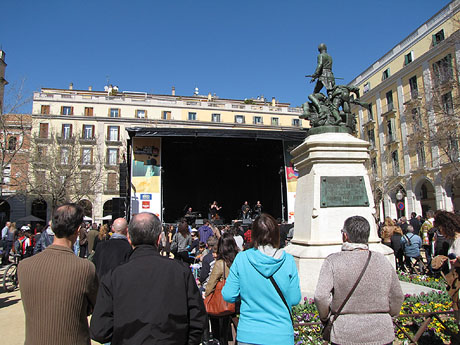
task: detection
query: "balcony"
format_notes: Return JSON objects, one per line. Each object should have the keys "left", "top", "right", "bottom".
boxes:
{"left": 105, "top": 140, "right": 123, "bottom": 146}
{"left": 79, "top": 137, "right": 96, "bottom": 145}
{"left": 381, "top": 103, "right": 396, "bottom": 116}
{"left": 385, "top": 135, "right": 399, "bottom": 146}
{"left": 57, "top": 136, "right": 75, "bottom": 144}
{"left": 403, "top": 90, "right": 422, "bottom": 105}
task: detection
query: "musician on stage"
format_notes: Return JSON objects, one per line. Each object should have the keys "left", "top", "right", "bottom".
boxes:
{"left": 253, "top": 200, "right": 262, "bottom": 218}
{"left": 185, "top": 207, "right": 193, "bottom": 216}
{"left": 241, "top": 201, "right": 250, "bottom": 220}
{"left": 209, "top": 201, "right": 222, "bottom": 220}
{"left": 185, "top": 207, "right": 196, "bottom": 225}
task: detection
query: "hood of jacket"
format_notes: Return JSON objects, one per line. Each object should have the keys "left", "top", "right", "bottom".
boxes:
{"left": 246, "top": 247, "right": 286, "bottom": 278}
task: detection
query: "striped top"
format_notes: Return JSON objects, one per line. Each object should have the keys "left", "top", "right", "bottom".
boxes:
{"left": 18, "top": 244, "right": 98, "bottom": 345}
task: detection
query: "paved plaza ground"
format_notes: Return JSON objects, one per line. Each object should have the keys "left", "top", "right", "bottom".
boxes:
{"left": 0, "top": 264, "right": 440, "bottom": 345}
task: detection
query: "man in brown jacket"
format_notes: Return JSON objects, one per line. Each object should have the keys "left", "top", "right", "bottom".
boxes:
{"left": 18, "top": 203, "right": 99, "bottom": 345}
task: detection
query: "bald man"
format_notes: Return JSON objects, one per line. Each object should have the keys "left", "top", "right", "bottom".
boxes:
{"left": 92, "top": 218, "right": 132, "bottom": 278}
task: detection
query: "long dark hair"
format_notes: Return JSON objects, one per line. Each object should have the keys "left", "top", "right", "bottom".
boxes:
{"left": 217, "top": 232, "right": 239, "bottom": 268}
{"left": 178, "top": 221, "right": 190, "bottom": 238}
{"left": 434, "top": 210, "right": 460, "bottom": 239}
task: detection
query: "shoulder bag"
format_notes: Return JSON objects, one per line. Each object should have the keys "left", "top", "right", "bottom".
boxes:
{"left": 204, "top": 262, "right": 235, "bottom": 316}
{"left": 322, "top": 250, "right": 372, "bottom": 342}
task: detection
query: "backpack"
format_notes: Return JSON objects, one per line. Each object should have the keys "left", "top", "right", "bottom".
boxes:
{"left": 14, "top": 237, "right": 27, "bottom": 256}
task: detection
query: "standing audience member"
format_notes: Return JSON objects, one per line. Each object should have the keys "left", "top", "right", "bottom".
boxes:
{"left": 391, "top": 225, "right": 405, "bottom": 271}
{"left": 401, "top": 225, "right": 423, "bottom": 274}
{"left": 205, "top": 232, "right": 239, "bottom": 345}
{"left": 222, "top": 213, "right": 301, "bottom": 345}
{"left": 2, "top": 222, "right": 15, "bottom": 265}
{"left": 409, "top": 212, "right": 421, "bottom": 235}
{"left": 18, "top": 204, "right": 98, "bottom": 345}
{"left": 381, "top": 217, "right": 398, "bottom": 247}
{"left": 398, "top": 216, "right": 409, "bottom": 234}
{"left": 86, "top": 223, "right": 99, "bottom": 254}
{"left": 78, "top": 224, "right": 88, "bottom": 258}
{"left": 33, "top": 221, "right": 55, "bottom": 254}
{"left": 93, "top": 224, "right": 110, "bottom": 251}
{"left": 200, "top": 236, "right": 218, "bottom": 291}
{"left": 230, "top": 225, "right": 243, "bottom": 251}
{"left": 90, "top": 213, "right": 206, "bottom": 344}
{"left": 315, "top": 216, "right": 404, "bottom": 345}
{"left": 420, "top": 210, "right": 435, "bottom": 273}
{"left": 172, "top": 220, "right": 193, "bottom": 264}
{"left": 92, "top": 218, "right": 132, "bottom": 278}
{"left": 198, "top": 220, "right": 213, "bottom": 244}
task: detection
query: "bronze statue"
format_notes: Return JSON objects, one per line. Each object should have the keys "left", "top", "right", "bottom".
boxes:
{"left": 301, "top": 44, "right": 370, "bottom": 135}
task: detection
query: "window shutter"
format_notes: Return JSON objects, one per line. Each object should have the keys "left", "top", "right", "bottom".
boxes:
{"left": 118, "top": 108, "right": 121, "bottom": 117}
{"left": 91, "top": 149, "right": 93, "bottom": 164}
{"left": 70, "top": 107, "right": 74, "bottom": 115}
{"left": 432, "top": 34, "right": 436, "bottom": 46}
{"left": 108, "top": 108, "right": 110, "bottom": 117}
{"left": 117, "top": 126, "right": 120, "bottom": 141}
{"left": 70, "top": 124, "right": 73, "bottom": 137}
{"left": 61, "top": 106, "right": 64, "bottom": 115}
{"left": 144, "top": 110, "right": 147, "bottom": 118}
{"left": 92, "top": 125, "right": 95, "bottom": 138}
{"left": 61, "top": 124, "right": 65, "bottom": 136}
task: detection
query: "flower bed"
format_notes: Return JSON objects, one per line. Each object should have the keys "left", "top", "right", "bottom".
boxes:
{"left": 292, "top": 291, "right": 457, "bottom": 344}
{"left": 397, "top": 271, "right": 447, "bottom": 291}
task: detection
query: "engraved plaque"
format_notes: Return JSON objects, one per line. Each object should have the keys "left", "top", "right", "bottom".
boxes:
{"left": 320, "top": 176, "right": 369, "bottom": 208}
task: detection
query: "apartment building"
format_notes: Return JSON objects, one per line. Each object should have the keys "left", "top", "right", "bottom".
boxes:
{"left": 31, "top": 86, "right": 306, "bottom": 222}
{"left": 350, "top": 0, "right": 460, "bottom": 219}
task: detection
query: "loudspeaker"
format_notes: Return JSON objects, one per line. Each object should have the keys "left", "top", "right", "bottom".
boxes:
{"left": 195, "top": 219, "right": 204, "bottom": 226}
{"left": 212, "top": 219, "right": 224, "bottom": 225}
{"left": 112, "top": 197, "right": 126, "bottom": 220}
{"left": 119, "top": 163, "right": 128, "bottom": 197}
{"left": 243, "top": 219, "right": 252, "bottom": 225}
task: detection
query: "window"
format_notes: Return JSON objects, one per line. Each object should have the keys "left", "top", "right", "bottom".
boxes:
{"left": 409, "top": 76, "right": 418, "bottom": 98}
{"left": 35, "top": 171, "right": 46, "bottom": 190}
{"left": 107, "top": 126, "right": 120, "bottom": 141}
{"left": 37, "top": 146, "right": 47, "bottom": 160}
{"left": 188, "top": 112, "right": 197, "bottom": 121}
{"left": 432, "top": 29, "right": 445, "bottom": 46}
{"left": 62, "top": 124, "right": 72, "bottom": 139}
{"left": 385, "top": 91, "right": 394, "bottom": 112}
{"left": 84, "top": 107, "right": 93, "bottom": 116}
{"left": 211, "top": 113, "right": 221, "bottom": 122}
{"left": 235, "top": 115, "right": 245, "bottom": 124}
{"left": 411, "top": 108, "right": 422, "bottom": 133}
{"left": 41, "top": 105, "right": 50, "bottom": 115}
{"left": 39, "top": 123, "right": 49, "bottom": 138}
{"left": 432, "top": 54, "right": 453, "bottom": 86}
{"left": 387, "top": 119, "right": 396, "bottom": 142}
{"left": 392, "top": 150, "right": 399, "bottom": 175}
{"left": 2, "top": 165, "right": 10, "bottom": 185}
{"left": 448, "top": 137, "right": 459, "bottom": 162}
{"left": 416, "top": 142, "right": 426, "bottom": 167}
{"left": 442, "top": 92, "right": 454, "bottom": 115}
{"left": 162, "top": 111, "right": 171, "bottom": 120}
{"left": 292, "top": 118, "right": 301, "bottom": 127}
{"left": 81, "top": 125, "right": 93, "bottom": 139}
{"left": 61, "top": 147, "right": 69, "bottom": 165}
{"left": 404, "top": 51, "right": 414, "bottom": 65}
{"left": 81, "top": 148, "right": 93, "bottom": 165}
{"left": 382, "top": 68, "right": 390, "bottom": 80}
{"left": 363, "top": 82, "right": 371, "bottom": 94}
{"left": 61, "top": 106, "right": 73, "bottom": 115}
{"left": 368, "top": 103, "right": 373, "bottom": 121}
{"left": 8, "top": 137, "right": 17, "bottom": 151}
{"left": 107, "top": 173, "right": 117, "bottom": 191}
{"left": 253, "top": 116, "right": 263, "bottom": 125}
{"left": 271, "top": 117, "right": 279, "bottom": 126}
{"left": 107, "top": 148, "right": 118, "bottom": 166}
{"left": 367, "top": 129, "right": 375, "bottom": 148}
{"left": 371, "top": 157, "right": 377, "bottom": 176}
{"left": 136, "top": 110, "right": 146, "bottom": 118}
{"left": 109, "top": 108, "right": 120, "bottom": 118}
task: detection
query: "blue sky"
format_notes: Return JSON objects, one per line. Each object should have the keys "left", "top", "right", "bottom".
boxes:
{"left": 0, "top": 0, "right": 452, "bottom": 111}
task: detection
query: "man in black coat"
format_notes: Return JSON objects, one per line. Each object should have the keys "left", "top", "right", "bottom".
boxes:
{"left": 90, "top": 213, "right": 206, "bottom": 344}
{"left": 92, "top": 217, "right": 132, "bottom": 278}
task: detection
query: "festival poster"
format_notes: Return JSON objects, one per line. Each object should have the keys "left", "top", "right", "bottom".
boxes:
{"left": 131, "top": 137, "right": 162, "bottom": 219}
{"left": 284, "top": 141, "right": 299, "bottom": 224}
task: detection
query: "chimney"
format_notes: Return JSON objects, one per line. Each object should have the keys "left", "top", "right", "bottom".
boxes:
{"left": 69, "top": 83, "right": 73, "bottom": 90}
{"left": 88, "top": 86, "right": 92, "bottom": 91}
{"left": 172, "top": 86, "right": 176, "bottom": 96}
{"left": 0, "top": 50, "right": 5, "bottom": 63}
{"left": 271, "top": 97, "right": 276, "bottom": 106}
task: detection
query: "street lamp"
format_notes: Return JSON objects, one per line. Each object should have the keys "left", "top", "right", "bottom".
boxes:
{"left": 396, "top": 190, "right": 403, "bottom": 201}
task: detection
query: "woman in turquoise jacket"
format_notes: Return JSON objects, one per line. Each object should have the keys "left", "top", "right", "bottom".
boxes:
{"left": 222, "top": 213, "right": 301, "bottom": 345}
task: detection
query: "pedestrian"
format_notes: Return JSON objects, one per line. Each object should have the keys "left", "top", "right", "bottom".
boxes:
{"left": 90, "top": 212, "right": 206, "bottom": 344}
{"left": 222, "top": 213, "right": 301, "bottom": 345}
{"left": 18, "top": 203, "right": 98, "bottom": 345}
{"left": 420, "top": 210, "right": 435, "bottom": 273}
{"left": 391, "top": 225, "right": 405, "bottom": 271}
{"left": 315, "top": 216, "right": 404, "bottom": 345}
{"left": 205, "top": 232, "right": 239, "bottom": 345}
{"left": 33, "top": 221, "right": 54, "bottom": 254}
{"left": 2, "top": 222, "right": 15, "bottom": 265}
{"left": 171, "top": 220, "right": 193, "bottom": 264}
{"left": 92, "top": 218, "right": 132, "bottom": 278}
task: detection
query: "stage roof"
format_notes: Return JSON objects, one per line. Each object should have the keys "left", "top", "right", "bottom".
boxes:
{"left": 126, "top": 127, "right": 308, "bottom": 141}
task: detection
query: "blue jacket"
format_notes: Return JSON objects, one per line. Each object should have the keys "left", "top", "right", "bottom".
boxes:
{"left": 222, "top": 248, "right": 301, "bottom": 345}
{"left": 401, "top": 233, "right": 422, "bottom": 257}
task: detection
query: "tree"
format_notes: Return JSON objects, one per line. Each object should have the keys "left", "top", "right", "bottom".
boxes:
{"left": 24, "top": 130, "right": 104, "bottom": 211}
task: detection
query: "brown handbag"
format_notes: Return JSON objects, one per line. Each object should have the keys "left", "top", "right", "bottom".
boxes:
{"left": 204, "top": 263, "right": 236, "bottom": 316}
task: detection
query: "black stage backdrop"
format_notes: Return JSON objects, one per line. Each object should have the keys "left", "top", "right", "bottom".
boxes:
{"left": 161, "top": 136, "right": 286, "bottom": 223}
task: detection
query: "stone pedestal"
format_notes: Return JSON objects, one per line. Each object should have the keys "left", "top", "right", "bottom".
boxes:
{"left": 284, "top": 132, "right": 394, "bottom": 297}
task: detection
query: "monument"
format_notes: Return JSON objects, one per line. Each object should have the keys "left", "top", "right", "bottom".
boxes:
{"left": 284, "top": 43, "right": 394, "bottom": 297}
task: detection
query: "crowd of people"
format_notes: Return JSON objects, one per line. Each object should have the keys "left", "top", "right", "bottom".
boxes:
{"left": 4, "top": 205, "right": 460, "bottom": 344}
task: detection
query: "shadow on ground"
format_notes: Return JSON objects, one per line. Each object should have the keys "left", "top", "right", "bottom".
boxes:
{"left": 0, "top": 295, "right": 20, "bottom": 308}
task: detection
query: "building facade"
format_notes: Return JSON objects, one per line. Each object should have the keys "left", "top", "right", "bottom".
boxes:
{"left": 350, "top": 0, "right": 460, "bottom": 219}
{"left": 31, "top": 86, "right": 305, "bottom": 222}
